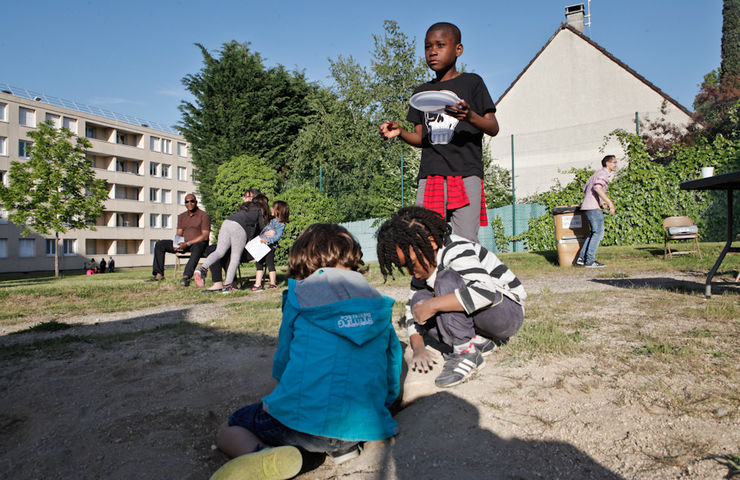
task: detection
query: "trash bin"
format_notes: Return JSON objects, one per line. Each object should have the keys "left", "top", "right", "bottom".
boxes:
{"left": 551, "top": 206, "right": 590, "bottom": 266}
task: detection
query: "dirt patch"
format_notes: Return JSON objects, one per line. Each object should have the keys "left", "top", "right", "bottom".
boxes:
{"left": 0, "top": 271, "right": 737, "bottom": 479}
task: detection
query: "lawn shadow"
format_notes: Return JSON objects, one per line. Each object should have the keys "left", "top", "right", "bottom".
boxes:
{"left": 528, "top": 249, "right": 559, "bottom": 265}
{"left": 591, "top": 276, "right": 739, "bottom": 295}
{"left": 634, "top": 246, "right": 667, "bottom": 258}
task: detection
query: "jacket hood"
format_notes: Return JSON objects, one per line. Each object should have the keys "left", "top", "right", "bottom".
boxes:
{"left": 285, "top": 271, "right": 395, "bottom": 347}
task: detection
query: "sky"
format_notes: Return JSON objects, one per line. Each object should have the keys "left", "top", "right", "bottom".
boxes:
{"left": 2, "top": 0, "right": 723, "bottom": 130}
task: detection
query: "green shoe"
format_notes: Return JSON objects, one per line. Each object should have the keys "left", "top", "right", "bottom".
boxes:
{"left": 210, "top": 446, "right": 302, "bottom": 480}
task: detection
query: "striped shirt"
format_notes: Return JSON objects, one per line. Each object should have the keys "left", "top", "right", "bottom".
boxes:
{"left": 404, "top": 235, "right": 526, "bottom": 337}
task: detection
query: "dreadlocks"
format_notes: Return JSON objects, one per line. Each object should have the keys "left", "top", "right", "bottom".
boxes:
{"left": 376, "top": 206, "right": 451, "bottom": 280}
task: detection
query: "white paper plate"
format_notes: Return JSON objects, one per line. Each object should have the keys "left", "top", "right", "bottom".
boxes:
{"left": 409, "top": 90, "right": 461, "bottom": 112}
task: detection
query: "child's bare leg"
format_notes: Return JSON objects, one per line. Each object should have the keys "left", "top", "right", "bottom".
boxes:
{"left": 216, "top": 422, "right": 264, "bottom": 458}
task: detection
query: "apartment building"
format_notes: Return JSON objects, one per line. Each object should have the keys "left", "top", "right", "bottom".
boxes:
{"left": 0, "top": 86, "right": 202, "bottom": 273}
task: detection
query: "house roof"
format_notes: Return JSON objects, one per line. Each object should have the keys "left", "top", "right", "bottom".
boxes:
{"left": 496, "top": 23, "right": 694, "bottom": 118}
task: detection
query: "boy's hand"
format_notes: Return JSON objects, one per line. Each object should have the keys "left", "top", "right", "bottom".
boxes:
{"left": 445, "top": 99, "right": 472, "bottom": 121}
{"left": 411, "top": 348, "right": 437, "bottom": 373}
{"left": 379, "top": 121, "right": 401, "bottom": 139}
{"left": 411, "top": 299, "right": 437, "bottom": 325}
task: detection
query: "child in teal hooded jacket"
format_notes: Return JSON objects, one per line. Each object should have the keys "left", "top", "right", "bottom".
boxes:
{"left": 212, "top": 223, "right": 401, "bottom": 480}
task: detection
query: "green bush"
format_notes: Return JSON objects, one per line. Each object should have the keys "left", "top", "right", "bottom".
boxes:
{"left": 522, "top": 130, "right": 740, "bottom": 251}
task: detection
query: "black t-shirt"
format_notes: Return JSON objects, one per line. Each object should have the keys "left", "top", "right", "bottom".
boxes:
{"left": 407, "top": 73, "right": 496, "bottom": 180}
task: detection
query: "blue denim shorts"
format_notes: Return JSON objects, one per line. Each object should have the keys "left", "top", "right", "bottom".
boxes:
{"left": 228, "top": 402, "right": 358, "bottom": 454}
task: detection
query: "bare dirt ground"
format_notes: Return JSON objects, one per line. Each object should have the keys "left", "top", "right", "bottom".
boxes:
{"left": 0, "top": 270, "right": 737, "bottom": 479}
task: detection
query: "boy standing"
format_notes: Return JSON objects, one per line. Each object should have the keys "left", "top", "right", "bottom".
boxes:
{"left": 379, "top": 22, "right": 499, "bottom": 243}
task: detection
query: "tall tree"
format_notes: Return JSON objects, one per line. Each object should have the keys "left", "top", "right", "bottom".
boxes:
{"left": 721, "top": 0, "right": 740, "bottom": 80}
{"left": 287, "top": 20, "right": 427, "bottom": 221}
{"left": 178, "top": 41, "right": 314, "bottom": 214}
{"left": 0, "top": 121, "right": 108, "bottom": 277}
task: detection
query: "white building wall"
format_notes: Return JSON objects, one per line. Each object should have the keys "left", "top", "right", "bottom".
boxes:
{"left": 486, "top": 27, "right": 693, "bottom": 198}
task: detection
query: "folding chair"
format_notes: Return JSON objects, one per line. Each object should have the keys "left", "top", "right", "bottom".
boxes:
{"left": 663, "top": 216, "right": 702, "bottom": 259}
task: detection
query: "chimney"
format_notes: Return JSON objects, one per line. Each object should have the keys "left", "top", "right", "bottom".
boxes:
{"left": 565, "top": 4, "right": 585, "bottom": 33}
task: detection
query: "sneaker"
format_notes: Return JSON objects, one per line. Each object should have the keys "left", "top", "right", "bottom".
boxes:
{"left": 435, "top": 349, "right": 485, "bottom": 388}
{"left": 473, "top": 337, "right": 496, "bottom": 356}
{"left": 180, "top": 277, "right": 191, "bottom": 287}
{"left": 209, "top": 445, "right": 302, "bottom": 480}
{"left": 193, "top": 266, "right": 207, "bottom": 287}
{"left": 585, "top": 261, "right": 606, "bottom": 268}
{"left": 222, "top": 284, "right": 239, "bottom": 294}
{"left": 327, "top": 444, "right": 362, "bottom": 465}
{"left": 575, "top": 258, "right": 585, "bottom": 266}
{"left": 251, "top": 285, "right": 264, "bottom": 292}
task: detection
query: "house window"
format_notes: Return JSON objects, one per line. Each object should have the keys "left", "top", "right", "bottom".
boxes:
{"left": 18, "top": 140, "right": 32, "bottom": 158}
{"left": 46, "top": 239, "right": 56, "bottom": 256}
{"left": 0, "top": 238, "right": 6, "bottom": 258}
{"left": 19, "top": 107, "right": 35, "bottom": 127}
{"left": 150, "top": 214, "right": 159, "bottom": 228}
{"left": 161, "top": 164, "right": 170, "bottom": 178}
{"left": 62, "top": 117, "right": 77, "bottom": 133}
{"left": 149, "top": 188, "right": 159, "bottom": 202}
{"left": 85, "top": 124, "right": 96, "bottom": 139}
{"left": 177, "top": 142, "right": 188, "bottom": 157}
{"left": 45, "top": 113, "right": 61, "bottom": 128}
{"left": 0, "top": 136, "right": 7, "bottom": 156}
{"left": 0, "top": 102, "right": 7, "bottom": 122}
{"left": 162, "top": 139, "right": 172, "bottom": 154}
{"left": 63, "top": 239, "right": 75, "bottom": 255}
{"left": 150, "top": 136, "right": 161, "bottom": 152}
{"left": 149, "top": 162, "right": 159, "bottom": 177}
{"left": 177, "top": 166, "right": 187, "bottom": 181}
{"left": 177, "top": 191, "right": 186, "bottom": 205}
{"left": 162, "top": 189, "right": 172, "bottom": 204}
{"left": 161, "top": 214, "right": 171, "bottom": 228}
{"left": 19, "top": 238, "right": 35, "bottom": 257}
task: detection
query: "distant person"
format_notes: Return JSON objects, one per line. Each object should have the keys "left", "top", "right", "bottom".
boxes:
{"left": 210, "top": 224, "right": 401, "bottom": 479}
{"left": 376, "top": 207, "right": 526, "bottom": 388}
{"left": 107, "top": 256, "right": 115, "bottom": 273}
{"left": 146, "top": 193, "right": 211, "bottom": 286}
{"left": 194, "top": 191, "right": 268, "bottom": 293}
{"left": 99, "top": 257, "right": 106, "bottom": 274}
{"left": 379, "top": 21, "right": 499, "bottom": 243}
{"left": 576, "top": 155, "right": 617, "bottom": 268}
{"left": 251, "top": 200, "right": 290, "bottom": 291}
{"left": 89, "top": 258, "right": 98, "bottom": 274}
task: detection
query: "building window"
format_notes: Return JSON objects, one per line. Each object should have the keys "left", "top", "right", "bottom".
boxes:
{"left": 177, "top": 191, "right": 186, "bottom": 205}
{"left": 117, "top": 133, "right": 128, "bottom": 144}
{"left": 85, "top": 124, "right": 96, "bottom": 139}
{"left": 62, "top": 116, "right": 77, "bottom": 133}
{"left": 161, "top": 164, "right": 171, "bottom": 178}
{"left": 177, "top": 142, "right": 188, "bottom": 157}
{"left": 150, "top": 136, "right": 161, "bottom": 152}
{"left": 18, "top": 140, "right": 32, "bottom": 158}
{"left": 0, "top": 136, "right": 7, "bottom": 156}
{"left": 149, "top": 162, "right": 159, "bottom": 177}
{"left": 19, "top": 238, "right": 35, "bottom": 258}
{"left": 150, "top": 214, "right": 159, "bottom": 228}
{"left": 46, "top": 239, "right": 56, "bottom": 256}
{"left": 0, "top": 238, "right": 6, "bottom": 258}
{"left": 177, "top": 166, "right": 187, "bottom": 181}
{"left": 19, "top": 107, "right": 35, "bottom": 127}
{"left": 45, "top": 113, "right": 61, "bottom": 129}
{"left": 150, "top": 240, "right": 158, "bottom": 254}
{"left": 161, "top": 214, "right": 171, "bottom": 229}
{"left": 162, "top": 189, "right": 172, "bottom": 204}
{"left": 162, "top": 139, "right": 172, "bottom": 154}
{"left": 0, "top": 102, "right": 7, "bottom": 122}
{"left": 63, "top": 239, "right": 75, "bottom": 255}
{"left": 149, "top": 188, "right": 159, "bottom": 202}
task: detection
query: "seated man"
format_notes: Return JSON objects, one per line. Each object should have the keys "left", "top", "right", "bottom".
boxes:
{"left": 146, "top": 193, "right": 211, "bottom": 286}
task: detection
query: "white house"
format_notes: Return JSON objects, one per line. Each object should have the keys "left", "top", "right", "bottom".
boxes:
{"left": 487, "top": 4, "right": 694, "bottom": 198}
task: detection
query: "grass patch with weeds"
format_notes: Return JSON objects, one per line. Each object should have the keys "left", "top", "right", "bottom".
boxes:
{"left": 632, "top": 339, "right": 685, "bottom": 356}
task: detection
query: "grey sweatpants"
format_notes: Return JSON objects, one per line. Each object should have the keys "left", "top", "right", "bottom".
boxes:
{"left": 416, "top": 175, "right": 482, "bottom": 243}
{"left": 201, "top": 219, "right": 246, "bottom": 286}
{"left": 410, "top": 269, "right": 523, "bottom": 350}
